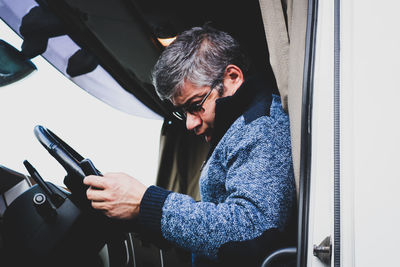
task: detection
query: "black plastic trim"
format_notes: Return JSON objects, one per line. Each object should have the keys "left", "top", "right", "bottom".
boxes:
{"left": 0, "top": 166, "right": 27, "bottom": 194}
{"left": 261, "top": 247, "right": 297, "bottom": 267}
{"left": 297, "top": 0, "right": 319, "bottom": 266}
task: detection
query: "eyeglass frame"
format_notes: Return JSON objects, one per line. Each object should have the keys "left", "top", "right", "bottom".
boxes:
{"left": 172, "top": 80, "right": 221, "bottom": 121}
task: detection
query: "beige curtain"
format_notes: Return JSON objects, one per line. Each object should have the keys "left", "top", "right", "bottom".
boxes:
{"left": 258, "top": 0, "right": 309, "bottom": 194}
{"left": 156, "top": 119, "right": 209, "bottom": 200}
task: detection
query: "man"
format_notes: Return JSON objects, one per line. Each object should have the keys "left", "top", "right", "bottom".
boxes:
{"left": 84, "top": 26, "right": 296, "bottom": 266}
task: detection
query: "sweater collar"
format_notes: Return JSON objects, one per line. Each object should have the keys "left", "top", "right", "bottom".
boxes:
{"left": 210, "top": 74, "right": 273, "bottom": 151}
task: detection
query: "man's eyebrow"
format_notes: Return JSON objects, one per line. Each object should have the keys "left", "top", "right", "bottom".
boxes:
{"left": 174, "top": 94, "right": 202, "bottom": 109}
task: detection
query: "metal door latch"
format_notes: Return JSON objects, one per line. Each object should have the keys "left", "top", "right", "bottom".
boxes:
{"left": 313, "top": 236, "right": 332, "bottom": 265}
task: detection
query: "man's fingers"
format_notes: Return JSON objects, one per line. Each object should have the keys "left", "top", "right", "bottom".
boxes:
{"left": 86, "top": 187, "right": 108, "bottom": 202}
{"left": 91, "top": 200, "right": 108, "bottom": 211}
{"left": 83, "top": 175, "right": 107, "bottom": 189}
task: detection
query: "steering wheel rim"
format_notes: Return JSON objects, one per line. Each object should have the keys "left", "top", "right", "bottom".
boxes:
{"left": 34, "top": 125, "right": 86, "bottom": 178}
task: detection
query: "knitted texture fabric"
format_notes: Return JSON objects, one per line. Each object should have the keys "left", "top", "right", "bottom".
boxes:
{"left": 160, "top": 95, "right": 295, "bottom": 260}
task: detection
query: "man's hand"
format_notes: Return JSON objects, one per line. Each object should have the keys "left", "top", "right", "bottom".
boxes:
{"left": 83, "top": 172, "right": 147, "bottom": 220}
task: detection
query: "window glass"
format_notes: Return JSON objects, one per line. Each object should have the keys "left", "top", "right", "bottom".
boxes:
{"left": 0, "top": 21, "right": 162, "bottom": 187}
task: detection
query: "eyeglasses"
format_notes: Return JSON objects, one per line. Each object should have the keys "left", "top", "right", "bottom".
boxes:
{"left": 172, "top": 83, "right": 217, "bottom": 121}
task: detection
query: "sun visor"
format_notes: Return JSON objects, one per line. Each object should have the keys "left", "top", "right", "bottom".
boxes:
{"left": 0, "top": 0, "right": 163, "bottom": 120}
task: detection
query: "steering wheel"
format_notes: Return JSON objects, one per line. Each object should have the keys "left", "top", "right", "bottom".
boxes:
{"left": 34, "top": 125, "right": 102, "bottom": 208}
{"left": 2, "top": 126, "right": 110, "bottom": 266}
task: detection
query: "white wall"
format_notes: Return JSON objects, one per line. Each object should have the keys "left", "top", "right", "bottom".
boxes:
{"left": 307, "top": 0, "right": 335, "bottom": 265}
{"left": 342, "top": 0, "right": 400, "bottom": 266}
{"left": 309, "top": 1, "right": 400, "bottom": 266}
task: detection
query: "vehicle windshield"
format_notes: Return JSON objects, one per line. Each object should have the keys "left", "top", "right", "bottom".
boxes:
{"left": 0, "top": 21, "right": 162, "bottom": 187}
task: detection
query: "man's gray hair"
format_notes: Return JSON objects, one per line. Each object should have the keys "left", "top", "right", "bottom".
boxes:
{"left": 152, "top": 26, "right": 249, "bottom": 101}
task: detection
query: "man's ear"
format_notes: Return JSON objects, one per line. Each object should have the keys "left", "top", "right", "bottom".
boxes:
{"left": 222, "top": 64, "right": 244, "bottom": 96}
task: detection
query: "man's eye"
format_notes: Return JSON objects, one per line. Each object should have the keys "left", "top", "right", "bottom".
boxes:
{"left": 187, "top": 102, "right": 202, "bottom": 113}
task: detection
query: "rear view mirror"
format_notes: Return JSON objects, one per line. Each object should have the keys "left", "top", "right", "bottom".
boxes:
{"left": 0, "top": 39, "right": 36, "bottom": 87}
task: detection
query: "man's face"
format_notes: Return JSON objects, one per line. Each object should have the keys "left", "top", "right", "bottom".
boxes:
{"left": 171, "top": 65, "right": 244, "bottom": 142}
{"left": 172, "top": 80, "right": 220, "bottom": 142}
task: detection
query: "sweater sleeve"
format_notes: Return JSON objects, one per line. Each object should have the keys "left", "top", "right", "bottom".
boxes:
{"left": 151, "top": 103, "right": 295, "bottom": 260}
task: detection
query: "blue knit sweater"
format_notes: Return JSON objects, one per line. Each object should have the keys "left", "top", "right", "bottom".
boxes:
{"left": 139, "top": 76, "right": 296, "bottom": 266}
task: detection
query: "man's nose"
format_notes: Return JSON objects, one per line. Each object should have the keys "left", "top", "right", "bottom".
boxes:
{"left": 186, "top": 113, "right": 201, "bottom": 131}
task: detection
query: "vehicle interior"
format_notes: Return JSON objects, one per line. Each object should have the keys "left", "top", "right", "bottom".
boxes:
{"left": 0, "top": 0, "right": 315, "bottom": 266}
